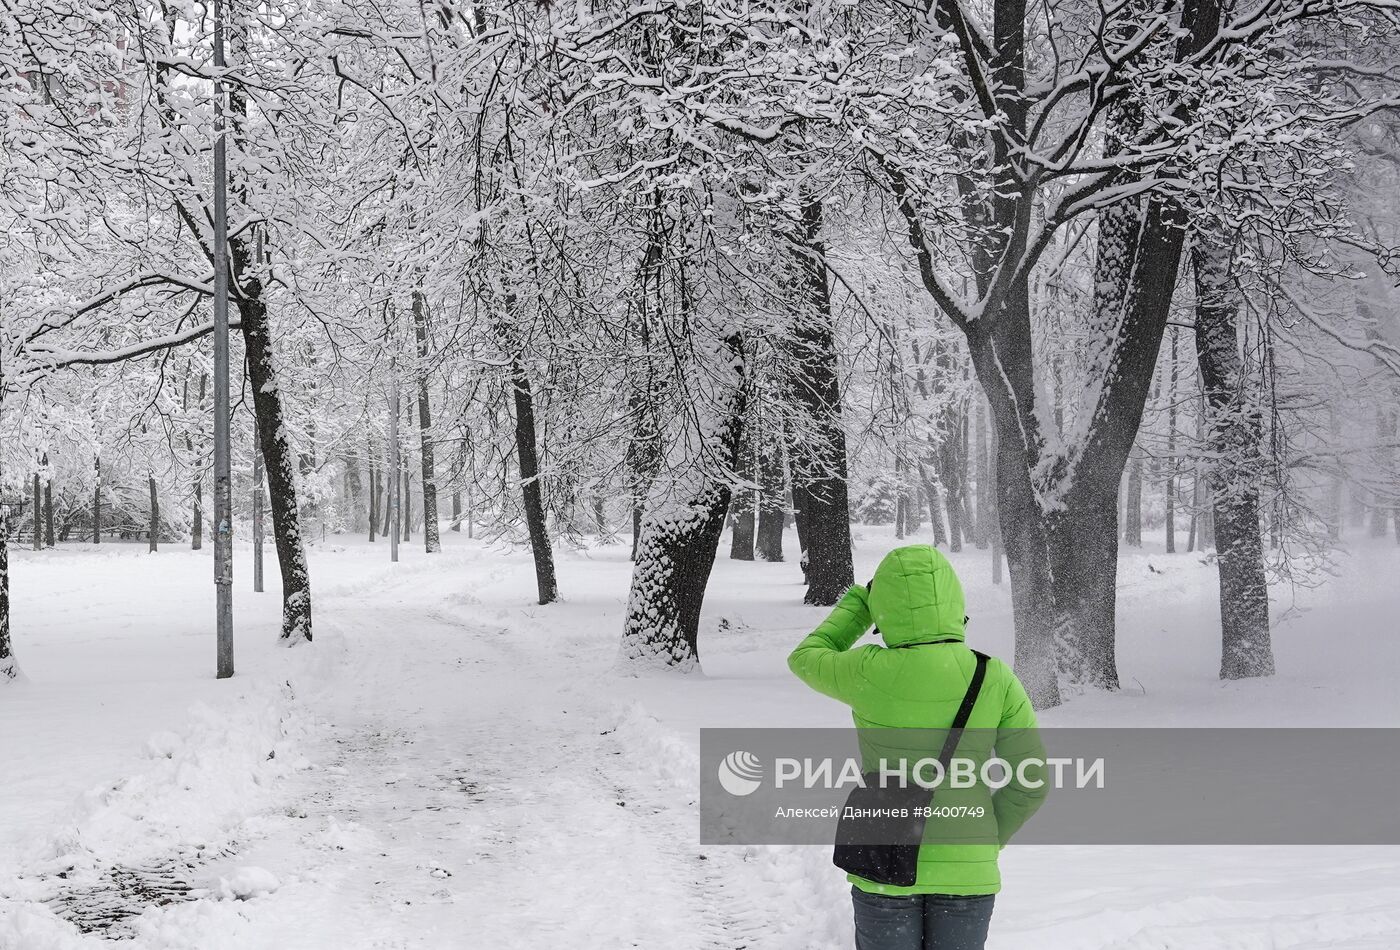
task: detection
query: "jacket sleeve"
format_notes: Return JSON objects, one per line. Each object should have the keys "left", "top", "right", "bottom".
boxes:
{"left": 990, "top": 665, "right": 1049, "bottom": 846}
{"left": 786, "top": 585, "right": 874, "bottom": 704}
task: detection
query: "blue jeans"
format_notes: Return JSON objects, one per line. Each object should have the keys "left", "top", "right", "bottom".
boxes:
{"left": 851, "top": 886, "right": 995, "bottom": 950}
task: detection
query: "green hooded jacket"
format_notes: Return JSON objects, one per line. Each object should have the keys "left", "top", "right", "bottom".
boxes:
{"left": 787, "top": 545, "right": 1047, "bottom": 896}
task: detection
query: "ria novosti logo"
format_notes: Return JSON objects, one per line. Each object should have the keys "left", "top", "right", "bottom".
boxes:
{"left": 717, "top": 750, "right": 764, "bottom": 796}
{"left": 715, "top": 750, "right": 1105, "bottom": 797}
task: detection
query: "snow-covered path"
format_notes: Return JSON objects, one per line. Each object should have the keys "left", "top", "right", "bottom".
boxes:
{"left": 0, "top": 563, "right": 803, "bottom": 949}
{"left": 4, "top": 535, "right": 1400, "bottom": 948}
{"left": 225, "top": 596, "right": 775, "bottom": 950}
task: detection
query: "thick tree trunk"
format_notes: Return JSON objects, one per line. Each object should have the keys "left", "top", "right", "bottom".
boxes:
{"left": 237, "top": 284, "right": 313, "bottom": 642}
{"left": 509, "top": 351, "right": 558, "bottom": 604}
{"left": 981, "top": 381, "right": 1061, "bottom": 706}
{"left": 784, "top": 195, "right": 854, "bottom": 605}
{"left": 412, "top": 292, "right": 441, "bottom": 554}
{"left": 620, "top": 335, "right": 748, "bottom": 670}
{"left": 148, "top": 476, "right": 159, "bottom": 552}
{"left": 452, "top": 491, "right": 462, "bottom": 532}
{"left": 227, "top": 40, "right": 311, "bottom": 641}
{"left": 1192, "top": 238, "right": 1274, "bottom": 680}
{"left": 888, "top": 0, "right": 1219, "bottom": 706}
{"left": 963, "top": 190, "right": 1186, "bottom": 701}
{"left": 756, "top": 425, "right": 785, "bottom": 561}
{"left": 918, "top": 459, "right": 948, "bottom": 547}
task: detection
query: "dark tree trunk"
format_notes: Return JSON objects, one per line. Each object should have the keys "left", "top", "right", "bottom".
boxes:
{"left": 402, "top": 441, "right": 412, "bottom": 543}
{"left": 236, "top": 280, "right": 313, "bottom": 642}
{"left": 43, "top": 479, "right": 54, "bottom": 549}
{"left": 620, "top": 334, "right": 748, "bottom": 669}
{"left": 1193, "top": 237, "right": 1274, "bottom": 680}
{"left": 0, "top": 343, "right": 17, "bottom": 676}
{"left": 92, "top": 456, "right": 101, "bottom": 544}
{"left": 191, "top": 478, "right": 203, "bottom": 550}
{"left": 148, "top": 476, "right": 159, "bottom": 552}
{"left": 886, "top": 0, "right": 1220, "bottom": 706}
{"left": 755, "top": 414, "right": 786, "bottom": 562}
{"left": 381, "top": 463, "right": 394, "bottom": 537}
{"left": 367, "top": 434, "right": 378, "bottom": 542}
{"left": 1165, "top": 328, "right": 1179, "bottom": 553}
{"left": 0, "top": 503, "right": 16, "bottom": 681}
{"left": 1046, "top": 189, "right": 1190, "bottom": 692}
{"left": 509, "top": 351, "right": 558, "bottom": 604}
{"left": 378, "top": 453, "right": 394, "bottom": 542}
{"left": 783, "top": 195, "right": 854, "bottom": 605}
{"left": 412, "top": 292, "right": 441, "bottom": 553}
{"left": 729, "top": 409, "right": 756, "bottom": 560}
{"left": 452, "top": 491, "right": 463, "bottom": 532}
{"left": 918, "top": 460, "right": 947, "bottom": 547}
{"left": 228, "top": 41, "right": 311, "bottom": 642}
{"left": 1187, "top": 467, "right": 1200, "bottom": 553}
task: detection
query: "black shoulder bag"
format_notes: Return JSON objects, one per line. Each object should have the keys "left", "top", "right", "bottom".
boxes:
{"left": 832, "top": 649, "right": 989, "bottom": 887}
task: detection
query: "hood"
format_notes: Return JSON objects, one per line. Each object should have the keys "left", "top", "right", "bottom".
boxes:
{"left": 867, "top": 545, "right": 966, "bottom": 647}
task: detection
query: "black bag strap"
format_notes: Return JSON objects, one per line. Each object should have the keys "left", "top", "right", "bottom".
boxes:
{"left": 935, "top": 650, "right": 989, "bottom": 768}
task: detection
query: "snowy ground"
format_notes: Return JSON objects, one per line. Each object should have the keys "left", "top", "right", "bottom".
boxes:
{"left": 2, "top": 528, "right": 1399, "bottom": 948}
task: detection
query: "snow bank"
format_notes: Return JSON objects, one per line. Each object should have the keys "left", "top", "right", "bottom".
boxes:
{"left": 0, "top": 636, "right": 337, "bottom": 943}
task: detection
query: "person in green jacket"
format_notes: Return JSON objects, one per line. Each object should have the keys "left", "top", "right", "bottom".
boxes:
{"left": 788, "top": 544, "right": 1047, "bottom": 950}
